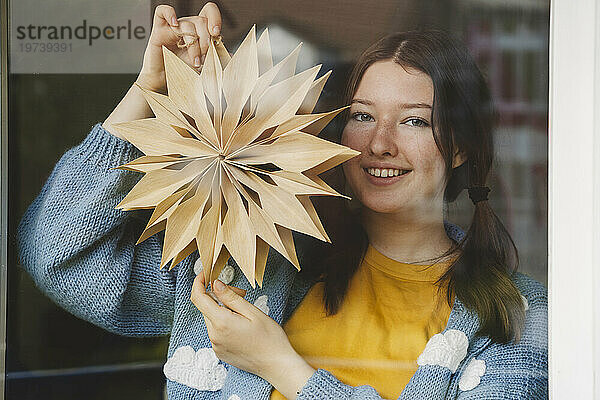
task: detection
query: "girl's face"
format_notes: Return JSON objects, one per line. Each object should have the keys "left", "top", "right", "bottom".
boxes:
{"left": 342, "top": 60, "right": 461, "bottom": 217}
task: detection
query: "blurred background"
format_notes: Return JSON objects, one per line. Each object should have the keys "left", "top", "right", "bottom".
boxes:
{"left": 6, "top": 0, "right": 548, "bottom": 398}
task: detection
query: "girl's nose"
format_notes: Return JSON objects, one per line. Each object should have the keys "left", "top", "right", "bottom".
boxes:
{"left": 368, "top": 121, "right": 398, "bottom": 157}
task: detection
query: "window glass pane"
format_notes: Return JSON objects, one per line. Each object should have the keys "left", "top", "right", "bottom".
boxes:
{"left": 8, "top": 1, "right": 549, "bottom": 399}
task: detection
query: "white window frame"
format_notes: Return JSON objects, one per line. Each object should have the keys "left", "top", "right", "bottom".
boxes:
{"left": 549, "top": 0, "right": 600, "bottom": 398}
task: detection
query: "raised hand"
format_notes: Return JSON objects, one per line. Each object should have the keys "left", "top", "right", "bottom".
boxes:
{"left": 137, "top": 3, "right": 223, "bottom": 92}
{"left": 103, "top": 3, "right": 223, "bottom": 137}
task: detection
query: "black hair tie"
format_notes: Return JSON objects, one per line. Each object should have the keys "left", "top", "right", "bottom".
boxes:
{"left": 468, "top": 186, "right": 490, "bottom": 204}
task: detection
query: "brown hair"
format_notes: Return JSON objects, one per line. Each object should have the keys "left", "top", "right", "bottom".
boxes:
{"left": 302, "top": 30, "right": 525, "bottom": 344}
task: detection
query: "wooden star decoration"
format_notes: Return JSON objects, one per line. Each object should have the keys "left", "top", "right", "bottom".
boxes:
{"left": 112, "top": 26, "right": 359, "bottom": 288}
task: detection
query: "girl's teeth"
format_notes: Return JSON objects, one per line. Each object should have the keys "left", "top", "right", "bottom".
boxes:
{"left": 366, "top": 168, "right": 407, "bottom": 177}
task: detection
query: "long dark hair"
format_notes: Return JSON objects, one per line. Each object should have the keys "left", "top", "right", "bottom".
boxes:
{"left": 303, "top": 30, "right": 525, "bottom": 344}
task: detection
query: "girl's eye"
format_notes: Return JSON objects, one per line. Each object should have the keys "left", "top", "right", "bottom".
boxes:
{"left": 351, "top": 112, "right": 374, "bottom": 122}
{"left": 405, "top": 118, "right": 430, "bottom": 128}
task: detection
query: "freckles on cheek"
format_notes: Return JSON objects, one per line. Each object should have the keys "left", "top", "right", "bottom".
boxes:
{"left": 341, "top": 125, "right": 366, "bottom": 151}
{"left": 414, "top": 136, "right": 447, "bottom": 190}
{"left": 341, "top": 130, "right": 351, "bottom": 148}
{"left": 415, "top": 136, "right": 441, "bottom": 168}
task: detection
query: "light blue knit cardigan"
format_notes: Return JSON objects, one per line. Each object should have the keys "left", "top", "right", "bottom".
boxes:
{"left": 18, "top": 123, "right": 548, "bottom": 399}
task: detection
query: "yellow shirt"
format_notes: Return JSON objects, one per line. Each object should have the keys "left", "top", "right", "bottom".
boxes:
{"left": 270, "top": 245, "right": 455, "bottom": 400}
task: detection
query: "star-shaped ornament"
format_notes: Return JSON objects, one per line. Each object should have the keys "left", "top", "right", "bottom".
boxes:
{"left": 112, "top": 26, "right": 359, "bottom": 288}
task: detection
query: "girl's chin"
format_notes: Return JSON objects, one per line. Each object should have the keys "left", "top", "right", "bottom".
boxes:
{"left": 357, "top": 193, "right": 445, "bottom": 218}
{"left": 358, "top": 198, "right": 413, "bottom": 215}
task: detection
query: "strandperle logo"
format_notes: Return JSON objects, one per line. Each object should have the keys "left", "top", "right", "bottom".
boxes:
{"left": 11, "top": 0, "right": 151, "bottom": 74}
{"left": 15, "top": 19, "right": 147, "bottom": 46}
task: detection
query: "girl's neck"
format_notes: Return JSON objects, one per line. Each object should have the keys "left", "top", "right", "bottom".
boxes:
{"left": 361, "top": 207, "right": 455, "bottom": 265}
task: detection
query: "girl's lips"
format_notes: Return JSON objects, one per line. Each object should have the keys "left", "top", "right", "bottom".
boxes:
{"left": 362, "top": 168, "right": 411, "bottom": 186}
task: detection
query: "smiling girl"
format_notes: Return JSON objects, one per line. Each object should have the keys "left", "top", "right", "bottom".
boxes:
{"left": 18, "top": 3, "right": 547, "bottom": 400}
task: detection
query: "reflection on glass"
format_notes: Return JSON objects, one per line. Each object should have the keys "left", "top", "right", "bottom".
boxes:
{"left": 8, "top": 1, "right": 548, "bottom": 399}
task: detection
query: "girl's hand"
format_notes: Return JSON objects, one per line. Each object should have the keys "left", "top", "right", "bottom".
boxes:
{"left": 190, "top": 274, "right": 315, "bottom": 399}
{"left": 137, "top": 2, "right": 222, "bottom": 92}
{"left": 103, "top": 3, "right": 222, "bottom": 137}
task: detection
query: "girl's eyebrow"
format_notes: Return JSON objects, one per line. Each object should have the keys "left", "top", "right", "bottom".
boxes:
{"left": 351, "top": 99, "right": 374, "bottom": 105}
{"left": 351, "top": 98, "right": 432, "bottom": 109}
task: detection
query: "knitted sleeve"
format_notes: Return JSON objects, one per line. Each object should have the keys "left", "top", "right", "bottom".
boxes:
{"left": 456, "top": 278, "right": 548, "bottom": 400}
{"left": 296, "top": 369, "right": 384, "bottom": 400}
{"left": 17, "top": 123, "right": 176, "bottom": 337}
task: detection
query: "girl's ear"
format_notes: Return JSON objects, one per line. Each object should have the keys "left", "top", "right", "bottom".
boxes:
{"left": 452, "top": 150, "right": 467, "bottom": 168}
